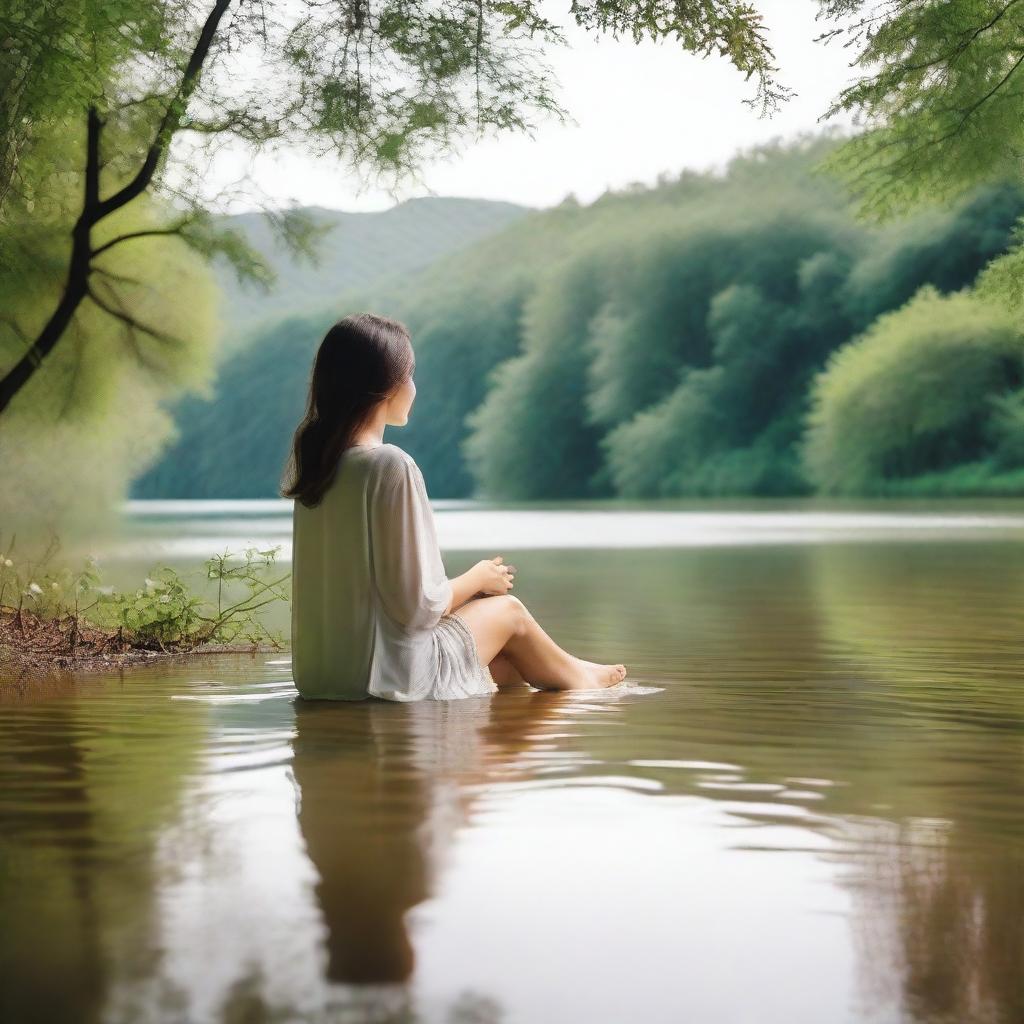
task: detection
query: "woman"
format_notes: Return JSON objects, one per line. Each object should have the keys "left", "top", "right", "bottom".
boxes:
{"left": 281, "top": 312, "right": 628, "bottom": 702}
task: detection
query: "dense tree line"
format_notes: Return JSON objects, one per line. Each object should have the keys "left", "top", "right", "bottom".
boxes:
{"left": 137, "top": 136, "right": 1024, "bottom": 501}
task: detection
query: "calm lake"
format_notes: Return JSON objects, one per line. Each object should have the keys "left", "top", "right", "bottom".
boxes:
{"left": 2, "top": 499, "right": 1024, "bottom": 1024}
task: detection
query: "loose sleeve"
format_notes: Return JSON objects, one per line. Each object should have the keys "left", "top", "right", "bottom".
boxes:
{"left": 369, "top": 454, "right": 453, "bottom": 631}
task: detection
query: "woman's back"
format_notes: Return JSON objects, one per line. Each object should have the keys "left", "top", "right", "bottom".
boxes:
{"left": 291, "top": 443, "right": 379, "bottom": 699}
{"left": 290, "top": 442, "right": 455, "bottom": 701}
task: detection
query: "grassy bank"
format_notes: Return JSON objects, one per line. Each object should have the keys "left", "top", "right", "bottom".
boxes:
{"left": 0, "top": 537, "right": 290, "bottom": 688}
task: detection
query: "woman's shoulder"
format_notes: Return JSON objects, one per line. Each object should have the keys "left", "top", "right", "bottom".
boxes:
{"left": 381, "top": 442, "right": 414, "bottom": 460}
{"left": 367, "top": 443, "right": 420, "bottom": 482}
{"left": 374, "top": 442, "right": 416, "bottom": 468}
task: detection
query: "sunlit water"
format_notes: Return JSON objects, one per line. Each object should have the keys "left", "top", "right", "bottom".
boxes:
{"left": 3, "top": 500, "right": 1024, "bottom": 1024}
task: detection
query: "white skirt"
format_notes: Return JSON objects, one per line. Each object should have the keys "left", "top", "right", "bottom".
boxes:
{"left": 428, "top": 612, "right": 499, "bottom": 700}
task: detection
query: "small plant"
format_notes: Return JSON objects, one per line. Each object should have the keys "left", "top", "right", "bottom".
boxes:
{"left": 196, "top": 547, "right": 291, "bottom": 647}
{"left": 0, "top": 532, "right": 92, "bottom": 636}
{"left": 89, "top": 566, "right": 207, "bottom": 648}
{"left": 87, "top": 547, "right": 290, "bottom": 651}
{"left": 0, "top": 529, "right": 290, "bottom": 656}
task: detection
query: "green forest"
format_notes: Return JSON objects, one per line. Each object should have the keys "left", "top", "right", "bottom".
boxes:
{"left": 136, "top": 135, "right": 1024, "bottom": 502}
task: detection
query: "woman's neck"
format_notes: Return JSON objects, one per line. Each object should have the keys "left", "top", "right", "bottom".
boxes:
{"left": 352, "top": 407, "right": 388, "bottom": 447}
{"left": 350, "top": 433, "right": 384, "bottom": 446}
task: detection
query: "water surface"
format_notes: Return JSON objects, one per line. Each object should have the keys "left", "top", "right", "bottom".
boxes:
{"left": 2, "top": 502, "right": 1023, "bottom": 1023}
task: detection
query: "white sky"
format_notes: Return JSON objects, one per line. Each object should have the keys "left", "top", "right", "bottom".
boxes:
{"left": 208, "top": 0, "right": 861, "bottom": 213}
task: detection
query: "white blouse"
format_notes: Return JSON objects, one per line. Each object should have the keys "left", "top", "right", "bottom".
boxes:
{"left": 290, "top": 442, "right": 454, "bottom": 701}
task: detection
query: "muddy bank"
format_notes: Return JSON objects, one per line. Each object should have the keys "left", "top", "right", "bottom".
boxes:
{"left": 0, "top": 604, "right": 284, "bottom": 692}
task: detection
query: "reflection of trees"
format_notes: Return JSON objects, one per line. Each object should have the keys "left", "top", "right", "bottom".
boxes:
{"left": 0, "top": 679, "right": 205, "bottom": 1024}
{"left": 812, "top": 542, "right": 1024, "bottom": 720}
{"left": 811, "top": 541, "right": 1024, "bottom": 1024}
{"left": 0, "top": 699, "right": 107, "bottom": 1024}
{"left": 846, "top": 818, "right": 1024, "bottom": 1024}
{"left": 291, "top": 688, "right": 560, "bottom": 992}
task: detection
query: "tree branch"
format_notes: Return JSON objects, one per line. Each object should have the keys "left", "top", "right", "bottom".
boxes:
{"left": 90, "top": 265, "right": 146, "bottom": 288}
{"left": 95, "top": 0, "right": 234, "bottom": 221}
{"left": 91, "top": 223, "right": 191, "bottom": 259}
{"left": 85, "top": 282, "right": 183, "bottom": 351}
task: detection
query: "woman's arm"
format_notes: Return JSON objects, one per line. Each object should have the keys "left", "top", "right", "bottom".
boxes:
{"left": 443, "top": 568, "right": 484, "bottom": 615}
{"left": 369, "top": 450, "right": 516, "bottom": 624}
{"left": 443, "top": 557, "right": 516, "bottom": 615}
{"left": 369, "top": 454, "right": 453, "bottom": 630}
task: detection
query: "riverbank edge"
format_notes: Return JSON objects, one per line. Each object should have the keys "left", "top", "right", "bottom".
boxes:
{"left": 0, "top": 604, "right": 286, "bottom": 691}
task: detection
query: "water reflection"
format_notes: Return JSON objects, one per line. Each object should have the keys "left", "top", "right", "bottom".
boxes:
{"left": 292, "top": 691, "right": 565, "bottom": 991}
{"left": 0, "top": 680, "right": 208, "bottom": 1024}
{"left": 1, "top": 534, "right": 1024, "bottom": 1022}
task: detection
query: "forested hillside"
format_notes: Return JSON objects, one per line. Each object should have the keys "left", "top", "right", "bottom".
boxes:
{"left": 135, "top": 136, "right": 1024, "bottom": 500}
{"left": 211, "top": 196, "right": 530, "bottom": 351}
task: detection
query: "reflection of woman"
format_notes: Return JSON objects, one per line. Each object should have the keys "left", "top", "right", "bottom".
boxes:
{"left": 291, "top": 690, "right": 558, "bottom": 984}
{"left": 281, "top": 312, "right": 627, "bottom": 702}
{"left": 291, "top": 700, "right": 427, "bottom": 983}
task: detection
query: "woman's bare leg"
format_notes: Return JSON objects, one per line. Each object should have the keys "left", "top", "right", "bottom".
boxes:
{"left": 453, "top": 595, "right": 626, "bottom": 691}
{"left": 488, "top": 651, "right": 527, "bottom": 689}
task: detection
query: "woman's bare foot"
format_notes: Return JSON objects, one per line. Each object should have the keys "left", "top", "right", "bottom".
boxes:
{"left": 568, "top": 655, "right": 627, "bottom": 690}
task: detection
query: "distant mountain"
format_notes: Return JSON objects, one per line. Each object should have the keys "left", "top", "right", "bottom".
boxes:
{"left": 131, "top": 195, "right": 533, "bottom": 500}
{"left": 211, "top": 195, "right": 532, "bottom": 351}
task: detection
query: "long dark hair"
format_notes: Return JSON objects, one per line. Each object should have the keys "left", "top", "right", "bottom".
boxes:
{"left": 281, "top": 312, "right": 413, "bottom": 508}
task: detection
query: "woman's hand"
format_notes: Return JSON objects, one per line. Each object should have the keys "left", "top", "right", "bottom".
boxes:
{"left": 473, "top": 555, "right": 516, "bottom": 596}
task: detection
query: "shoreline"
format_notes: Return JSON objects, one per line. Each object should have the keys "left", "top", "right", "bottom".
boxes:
{"left": 0, "top": 605, "right": 284, "bottom": 691}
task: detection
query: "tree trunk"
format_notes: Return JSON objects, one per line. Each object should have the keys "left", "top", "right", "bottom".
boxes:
{"left": 0, "top": 0, "right": 233, "bottom": 418}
